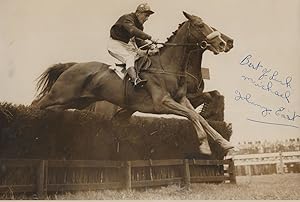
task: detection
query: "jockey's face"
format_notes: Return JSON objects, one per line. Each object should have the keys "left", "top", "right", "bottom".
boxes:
{"left": 136, "top": 12, "right": 151, "bottom": 24}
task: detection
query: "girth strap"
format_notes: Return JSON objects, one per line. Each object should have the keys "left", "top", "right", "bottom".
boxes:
{"left": 145, "top": 69, "right": 187, "bottom": 77}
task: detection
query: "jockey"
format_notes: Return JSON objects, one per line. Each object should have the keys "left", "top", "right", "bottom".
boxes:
{"left": 108, "top": 3, "right": 158, "bottom": 88}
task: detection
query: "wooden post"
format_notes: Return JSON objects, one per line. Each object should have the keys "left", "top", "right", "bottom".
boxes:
{"left": 247, "top": 165, "right": 252, "bottom": 176}
{"left": 228, "top": 159, "right": 236, "bottom": 184}
{"left": 123, "top": 161, "right": 131, "bottom": 190}
{"left": 279, "top": 151, "right": 284, "bottom": 174}
{"left": 36, "top": 160, "right": 45, "bottom": 198}
{"left": 44, "top": 160, "right": 48, "bottom": 195}
{"left": 183, "top": 159, "right": 191, "bottom": 189}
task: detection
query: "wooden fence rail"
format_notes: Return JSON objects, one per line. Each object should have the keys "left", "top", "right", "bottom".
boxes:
{"left": 0, "top": 158, "right": 235, "bottom": 197}
{"left": 226, "top": 151, "right": 300, "bottom": 176}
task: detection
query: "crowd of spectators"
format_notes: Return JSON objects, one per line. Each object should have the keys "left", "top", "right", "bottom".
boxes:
{"left": 235, "top": 138, "right": 300, "bottom": 154}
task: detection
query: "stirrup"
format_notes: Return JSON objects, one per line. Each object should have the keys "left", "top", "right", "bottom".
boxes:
{"left": 133, "top": 78, "right": 147, "bottom": 88}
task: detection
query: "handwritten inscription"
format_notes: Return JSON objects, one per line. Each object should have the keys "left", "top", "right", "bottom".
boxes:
{"left": 234, "top": 90, "right": 272, "bottom": 117}
{"left": 234, "top": 90, "right": 299, "bottom": 122}
{"left": 235, "top": 54, "right": 298, "bottom": 128}
{"left": 257, "top": 68, "right": 292, "bottom": 89}
{"left": 240, "top": 54, "right": 263, "bottom": 70}
{"left": 241, "top": 75, "right": 291, "bottom": 103}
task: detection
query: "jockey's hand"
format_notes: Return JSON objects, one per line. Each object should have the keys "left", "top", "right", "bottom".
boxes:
{"left": 137, "top": 49, "right": 147, "bottom": 57}
{"left": 148, "top": 47, "right": 159, "bottom": 56}
{"left": 149, "top": 43, "right": 157, "bottom": 50}
{"left": 145, "top": 39, "right": 153, "bottom": 46}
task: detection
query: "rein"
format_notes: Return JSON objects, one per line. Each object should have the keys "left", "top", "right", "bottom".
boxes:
{"left": 145, "top": 69, "right": 187, "bottom": 77}
{"left": 143, "top": 22, "right": 209, "bottom": 87}
{"left": 155, "top": 41, "right": 209, "bottom": 49}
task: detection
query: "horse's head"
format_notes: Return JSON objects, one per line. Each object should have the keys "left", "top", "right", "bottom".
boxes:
{"left": 183, "top": 11, "right": 229, "bottom": 55}
{"left": 210, "top": 27, "right": 234, "bottom": 53}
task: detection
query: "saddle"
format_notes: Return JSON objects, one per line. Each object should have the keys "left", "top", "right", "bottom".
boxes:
{"left": 108, "top": 56, "right": 152, "bottom": 105}
{"left": 109, "top": 56, "right": 152, "bottom": 80}
{"left": 116, "top": 56, "right": 152, "bottom": 73}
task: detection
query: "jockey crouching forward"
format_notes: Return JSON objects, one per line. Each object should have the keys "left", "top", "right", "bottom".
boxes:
{"left": 108, "top": 3, "right": 159, "bottom": 88}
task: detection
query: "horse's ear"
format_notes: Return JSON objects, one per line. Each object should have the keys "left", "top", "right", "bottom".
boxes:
{"left": 183, "top": 11, "right": 193, "bottom": 21}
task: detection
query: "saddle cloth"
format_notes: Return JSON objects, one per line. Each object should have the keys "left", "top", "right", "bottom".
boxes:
{"left": 109, "top": 56, "right": 152, "bottom": 80}
{"left": 109, "top": 64, "right": 126, "bottom": 79}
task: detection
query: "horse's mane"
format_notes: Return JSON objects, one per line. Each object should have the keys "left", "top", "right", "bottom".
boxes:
{"left": 156, "top": 21, "right": 187, "bottom": 53}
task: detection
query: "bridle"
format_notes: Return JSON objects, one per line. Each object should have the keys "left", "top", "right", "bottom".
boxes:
{"left": 144, "top": 21, "right": 221, "bottom": 81}
{"left": 151, "top": 21, "right": 221, "bottom": 49}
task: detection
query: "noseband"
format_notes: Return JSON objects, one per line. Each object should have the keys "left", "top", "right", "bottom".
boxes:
{"left": 187, "top": 21, "right": 222, "bottom": 49}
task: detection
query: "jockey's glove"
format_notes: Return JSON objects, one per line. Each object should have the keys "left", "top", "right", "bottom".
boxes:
{"left": 149, "top": 43, "right": 157, "bottom": 50}
{"left": 148, "top": 49, "right": 159, "bottom": 56}
{"left": 137, "top": 49, "right": 147, "bottom": 57}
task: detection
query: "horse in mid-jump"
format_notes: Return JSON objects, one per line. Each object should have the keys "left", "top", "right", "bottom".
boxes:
{"left": 35, "top": 12, "right": 234, "bottom": 156}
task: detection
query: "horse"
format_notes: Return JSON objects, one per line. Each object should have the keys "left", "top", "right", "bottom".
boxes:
{"left": 34, "top": 11, "right": 234, "bottom": 156}
{"left": 86, "top": 27, "right": 234, "bottom": 122}
{"left": 84, "top": 27, "right": 234, "bottom": 120}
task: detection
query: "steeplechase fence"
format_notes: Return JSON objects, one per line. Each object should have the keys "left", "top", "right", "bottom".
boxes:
{"left": 0, "top": 158, "right": 235, "bottom": 197}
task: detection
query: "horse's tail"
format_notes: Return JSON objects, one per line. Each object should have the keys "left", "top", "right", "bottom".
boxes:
{"left": 35, "top": 62, "right": 77, "bottom": 99}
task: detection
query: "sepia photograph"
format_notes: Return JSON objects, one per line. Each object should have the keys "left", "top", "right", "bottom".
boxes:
{"left": 0, "top": 0, "right": 299, "bottom": 200}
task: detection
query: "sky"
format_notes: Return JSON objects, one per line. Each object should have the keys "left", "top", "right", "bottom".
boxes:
{"left": 0, "top": 0, "right": 299, "bottom": 144}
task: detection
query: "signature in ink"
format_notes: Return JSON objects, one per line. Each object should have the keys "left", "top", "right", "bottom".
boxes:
{"left": 234, "top": 89, "right": 299, "bottom": 125}
{"left": 241, "top": 75, "right": 291, "bottom": 103}
{"left": 234, "top": 90, "right": 272, "bottom": 117}
{"left": 258, "top": 68, "right": 292, "bottom": 89}
{"left": 246, "top": 118, "right": 299, "bottom": 128}
{"left": 239, "top": 54, "right": 263, "bottom": 70}
{"left": 275, "top": 107, "right": 300, "bottom": 122}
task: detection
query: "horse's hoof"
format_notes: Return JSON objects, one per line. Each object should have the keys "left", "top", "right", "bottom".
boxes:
{"left": 224, "top": 148, "right": 235, "bottom": 157}
{"left": 198, "top": 140, "right": 212, "bottom": 156}
{"left": 219, "top": 141, "right": 234, "bottom": 153}
{"left": 224, "top": 147, "right": 240, "bottom": 157}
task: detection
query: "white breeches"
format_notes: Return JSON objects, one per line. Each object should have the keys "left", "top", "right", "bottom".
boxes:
{"left": 107, "top": 37, "right": 140, "bottom": 70}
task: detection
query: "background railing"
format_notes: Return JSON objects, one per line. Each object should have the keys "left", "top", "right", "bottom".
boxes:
{"left": 226, "top": 151, "right": 300, "bottom": 176}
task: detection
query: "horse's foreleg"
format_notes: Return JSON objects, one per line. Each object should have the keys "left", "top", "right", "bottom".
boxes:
{"left": 187, "top": 91, "right": 213, "bottom": 108}
{"left": 157, "top": 95, "right": 212, "bottom": 155}
{"left": 180, "top": 97, "right": 234, "bottom": 153}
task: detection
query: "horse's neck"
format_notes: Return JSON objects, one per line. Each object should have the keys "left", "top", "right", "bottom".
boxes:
{"left": 187, "top": 49, "right": 204, "bottom": 80}
{"left": 159, "top": 23, "right": 196, "bottom": 72}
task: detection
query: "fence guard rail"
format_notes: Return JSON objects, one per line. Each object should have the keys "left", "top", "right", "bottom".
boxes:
{"left": 0, "top": 158, "right": 235, "bottom": 197}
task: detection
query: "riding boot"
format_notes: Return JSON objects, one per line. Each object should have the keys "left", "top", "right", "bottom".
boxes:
{"left": 127, "top": 66, "right": 147, "bottom": 88}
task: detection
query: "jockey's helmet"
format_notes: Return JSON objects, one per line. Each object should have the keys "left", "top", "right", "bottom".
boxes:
{"left": 136, "top": 3, "right": 154, "bottom": 15}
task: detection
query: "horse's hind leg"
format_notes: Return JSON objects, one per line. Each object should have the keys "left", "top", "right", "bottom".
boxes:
{"left": 37, "top": 92, "right": 97, "bottom": 112}
{"left": 112, "top": 108, "right": 135, "bottom": 124}
{"left": 45, "top": 104, "right": 69, "bottom": 111}
{"left": 34, "top": 95, "right": 68, "bottom": 111}
{"left": 35, "top": 90, "right": 72, "bottom": 111}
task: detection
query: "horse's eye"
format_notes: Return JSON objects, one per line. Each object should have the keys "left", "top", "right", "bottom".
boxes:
{"left": 198, "top": 23, "right": 204, "bottom": 28}
{"left": 194, "top": 21, "right": 204, "bottom": 28}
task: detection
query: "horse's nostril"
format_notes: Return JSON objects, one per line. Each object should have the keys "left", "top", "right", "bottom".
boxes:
{"left": 219, "top": 42, "right": 225, "bottom": 48}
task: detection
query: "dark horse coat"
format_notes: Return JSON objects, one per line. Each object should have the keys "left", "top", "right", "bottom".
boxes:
{"left": 35, "top": 12, "right": 234, "bottom": 156}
